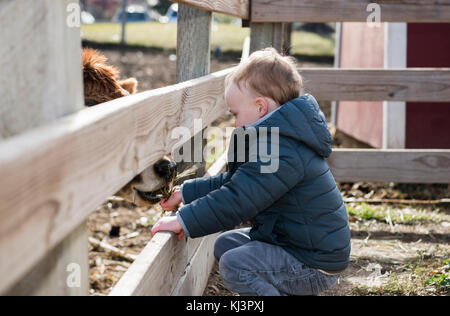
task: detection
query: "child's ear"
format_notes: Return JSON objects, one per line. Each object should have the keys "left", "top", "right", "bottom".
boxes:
{"left": 119, "top": 78, "right": 138, "bottom": 94}
{"left": 255, "top": 97, "right": 268, "bottom": 117}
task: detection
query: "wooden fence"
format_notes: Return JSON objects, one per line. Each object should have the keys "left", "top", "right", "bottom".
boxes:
{"left": 1, "top": 0, "right": 449, "bottom": 296}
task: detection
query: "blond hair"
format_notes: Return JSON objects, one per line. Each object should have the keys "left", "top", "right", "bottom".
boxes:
{"left": 226, "top": 48, "right": 303, "bottom": 106}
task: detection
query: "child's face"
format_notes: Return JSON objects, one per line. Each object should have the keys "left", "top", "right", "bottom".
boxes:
{"left": 225, "top": 82, "right": 264, "bottom": 128}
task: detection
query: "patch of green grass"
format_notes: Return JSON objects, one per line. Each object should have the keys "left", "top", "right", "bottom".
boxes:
{"left": 347, "top": 202, "right": 448, "bottom": 225}
{"left": 291, "top": 31, "right": 334, "bottom": 57}
{"left": 424, "top": 259, "right": 450, "bottom": 290}
{"left": 81, "top": 22, "right": 178, "bottom": 49}
{"left": 81, "top": 22, "right": 334, "bottom": 57}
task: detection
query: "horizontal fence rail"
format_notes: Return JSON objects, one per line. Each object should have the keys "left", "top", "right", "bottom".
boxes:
{"left": 252, "top": 0, "right": 450, "bottom": 22}
{"left": 171, "top": 0, "right": 249, "bottom": 19}
{"left": 328, "top": 149, "right": 450, "bottom": 183}
{"left": 0, "top": 68, "right": 232, "bottom": 295}
{"left": 301, "top": 68, "right": 450, "bottom": 102}
{"left": 109, "top": 232, "right": 205, "bottom": 296}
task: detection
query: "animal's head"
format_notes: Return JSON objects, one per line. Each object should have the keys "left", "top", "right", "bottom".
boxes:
{"left": 81, "top": 48, "right": 177, "bottom": 206}
{"left": 82, "top": 48, "right": 137, "bottom": 106}
{"left": 115, "top": 157, "right": 178, "bottom": 207}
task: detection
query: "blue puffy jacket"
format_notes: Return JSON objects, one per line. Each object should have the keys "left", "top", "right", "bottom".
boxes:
{"left": 178, "top": 94, "right": 351, "bottom": 271}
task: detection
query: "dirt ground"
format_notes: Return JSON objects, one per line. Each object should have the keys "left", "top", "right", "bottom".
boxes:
{"left": 86, "top": 48, "right": 449, "bottom": 296}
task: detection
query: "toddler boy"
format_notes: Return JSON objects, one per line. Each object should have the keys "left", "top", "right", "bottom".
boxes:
{"left": 152, "top": 48, "right": 350, "bottom": 296}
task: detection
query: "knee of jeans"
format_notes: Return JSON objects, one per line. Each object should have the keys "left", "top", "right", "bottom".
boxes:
{"left": 213, "top": 232, "right": 234, "bottom": 261}
{"left": 213, "top": 236, "right": 227, "bottom": 262}
{"left": 218, "top": 249, "right": 241, "bottom": 282}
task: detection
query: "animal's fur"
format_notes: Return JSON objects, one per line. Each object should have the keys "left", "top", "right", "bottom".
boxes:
{"left": 82, "top": 48, "right": 137, "bottom": 106}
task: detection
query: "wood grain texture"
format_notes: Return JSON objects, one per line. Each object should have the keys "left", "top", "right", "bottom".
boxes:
{"left": 0, "top": 0, "right": 88, "bottom": 296}
{"left": 0, "top": 68, "right": 232, "bottom": 295}
{"left": 171, "top": 0, "right": 249, "bottom": 19}
{"left": 300, "top": 68, "right": 450, "bottom": 102}
{"left": 176, "top": 5, "right": 211, "bottom": 83}
{"left": 250, "top": 23, "right": 284, "bottom": 53}
{"left": 327, "top": 149, "right": 450, "bottom": 183}
{"left": 109, "top": 233, "right": 203, "bottom": 296}
{"left": 0, "top": 0, "right": 84, "bottom": 139}
{"left": 7, "top": 223, "right": 89, "bottom": 296}
{"left": 171, "top": 233, "right": 219, "bottom": 296}
{"left": 252, "top": 0, "right": 450, "bottom": 22}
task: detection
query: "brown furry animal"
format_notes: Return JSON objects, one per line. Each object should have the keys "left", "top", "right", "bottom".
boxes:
{"left": 82, "top": 48, "right": 176, "bottom": 206}
{"left": 82, "top": 48, "right": 137, "bottom": 106}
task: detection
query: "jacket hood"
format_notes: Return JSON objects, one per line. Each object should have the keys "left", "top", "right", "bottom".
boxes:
{"left": 257, "top": 94, "right": 332, "bottom": 158}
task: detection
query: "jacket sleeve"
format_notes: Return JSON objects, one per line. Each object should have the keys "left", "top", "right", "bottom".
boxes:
{"left": 181, "top": 172, "right": 228, "bottom": 205}
{"left": 177, "top": 153, "right": 304, "bottom": 238}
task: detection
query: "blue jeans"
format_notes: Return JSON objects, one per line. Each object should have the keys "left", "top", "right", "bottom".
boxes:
{"left": 214, "top": 228, "right": 340, "bottom": 296}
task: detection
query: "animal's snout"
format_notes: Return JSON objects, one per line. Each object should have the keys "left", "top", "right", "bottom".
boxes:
{"left": 154, "top": 158, "right": 177, "bottom": 183}
{"left": 132, "top": 158, "right": 177, "bottom": 205}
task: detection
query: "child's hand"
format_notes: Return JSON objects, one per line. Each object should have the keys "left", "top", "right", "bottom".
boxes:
{"left": 151, "top": 216, "right": 184, "bottom": 241}
{"left": 160, "top": 187, "right": 182, "bottom": 212}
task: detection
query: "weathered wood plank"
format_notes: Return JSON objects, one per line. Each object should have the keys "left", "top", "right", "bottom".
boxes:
{"left": 109, "top": 233, "right": 203, "bottom": 296}
{"left": 170, "top": 0, "right": 249, "bottom": 19}
{"left": 7, "top": 223, "right": 89, "bottom": 296}
{"left": 252, "top": 0, "right": 450, "bottom": 23}
{"left": 328, "top": 149, "right": 450, "bottom": 183}
{"left": 382, "top": 23, "right": 407, "bottom": 149}
{"left": 250, "top": 22, "right": 284, "bottom": 53}
{"left": 300, "top": 68, "right": 450, "bottom": 102}
{"left": 0, "top": 0, "right": 89, "bottom": 296}
{"left": 0, "top": 0, "right": 84, "bottom": 139}
{"left": 176, "top": 5, "right": 211, "bottom": 83}
{"left": 171, "top": 233, "right": 219, "bottom": 296}
{"left": 0, "top": 68, "right": 232, "bottom": 295}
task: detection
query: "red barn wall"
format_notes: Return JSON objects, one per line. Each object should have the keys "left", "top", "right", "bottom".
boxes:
{"left": 406, "top": 23, "right": 450, "bottom": 149}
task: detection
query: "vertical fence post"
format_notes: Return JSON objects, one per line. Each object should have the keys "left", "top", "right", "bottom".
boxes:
{"left": 2, "top": 0, "right": 88, "bottom": 295}
{"left": 175, "top": 5, "right": 212, "bottom": 177}
{"left": 121, "top": 0, "right": 128, "bottom": 47}
{"left": 331, "top": 22, "right": 342, "bottom": 127}
{"left": 383, "top": 23, "right": 407, "bottom": 149}
{"left": 174, "top": 4, "right": 214, "bottom": 295}
{"left": 250, "top": 22, "right": 284, "bottom": 53}
{"left": 283, "top": 23, "right": 292, "bottom": 55}
{"left": 176, "top": 5, "right": 211, "bottom": 82}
